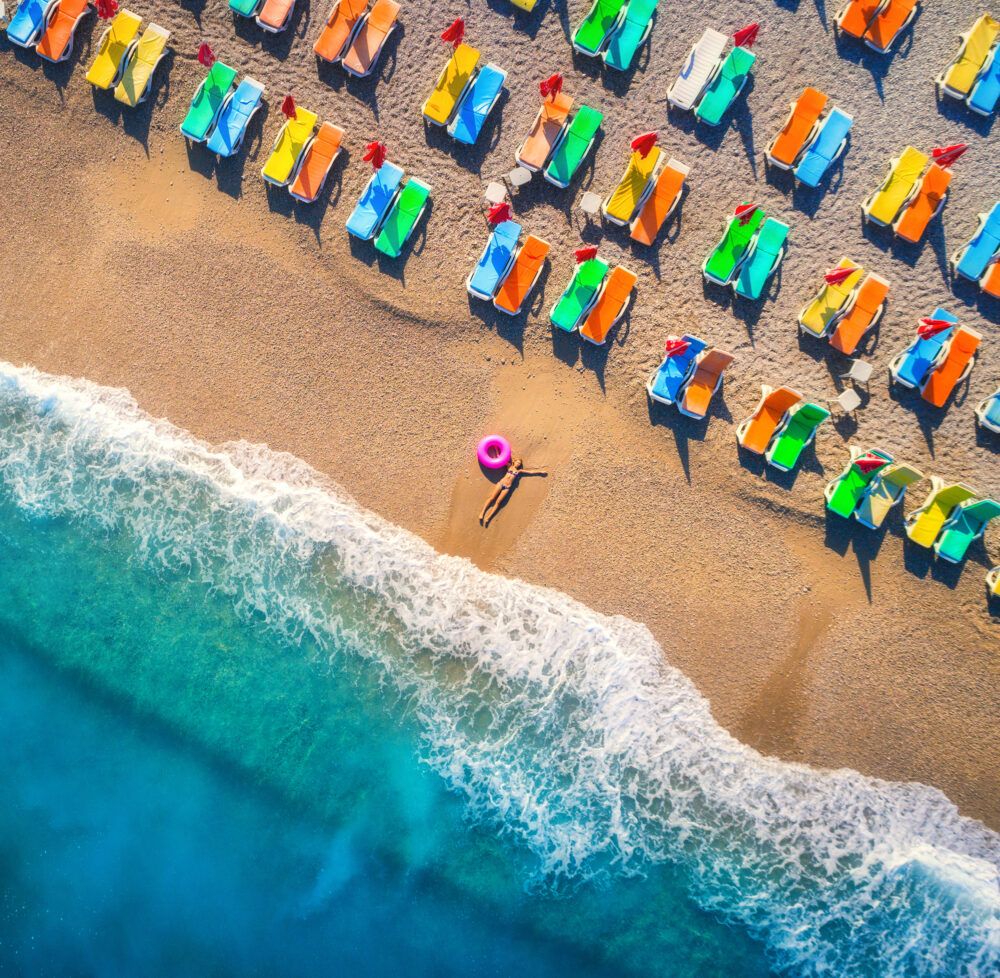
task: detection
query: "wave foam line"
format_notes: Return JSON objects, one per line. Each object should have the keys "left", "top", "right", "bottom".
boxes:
{"left": 1, "top": 362, "right": 998, "bottom": 978}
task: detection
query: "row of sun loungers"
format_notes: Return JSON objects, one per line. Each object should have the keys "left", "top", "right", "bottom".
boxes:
{"left": 888, "top": 311, "right": 981, "bottom": 407}
{"left": 835, "top": 0, "right": 919, "bottom": 54}
{"left": 572, "top": 0, "right": 658, "bottom": 71}
{"left": 798, "top": 260, "right": 890, "bottom": 355}
{"left": 765, "top": 87, "right": 853, "bottom": 188}
{"left": 514, "top": 93, "right": 604, "bottom": 188}
{"left": 549, "top": 256, "right": 637, "bottom": 343}
{"left": 734, "top": 386, "right": 831, "bottom": 470}
{"left": 936, "top": 14, "right": 1000, "bottom": 116}
{"left": 703, "top": 205, "right": 789, "bottom": 300}
{"left": 422, "top": 43, "right": 506, "bottom": 146}
{"left": 260, "top": 106, "right": 345, "bottom": 207}
{"left": 313, "top": 0, "right": 399, "bottom": 77}
{"left": 180, "top": 62, "right": 266, "bottom": 158}
{"left": 951, "top": 202, "right": 1000, "bottom": 298}
{"left": 84, "top": 10, "right": 169, "bottom": 107}
{"left": 667, "top": 27, "right": 757, "bottom": 126}
{"left": 646, "top": 337, "right": 735, "bottom": 420}
{"left": 7, "top": 0, "right": 91, "bottom": 62}
{"left": 861, "top": 147, "right": 952, "bottom": 243}
{"left": 344, "top": 159, "right": 430, "bottom": 258}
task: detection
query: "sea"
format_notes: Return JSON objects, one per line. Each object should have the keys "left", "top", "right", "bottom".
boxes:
{"left": 1, "top": 362, "right": 998, "bottom": 977}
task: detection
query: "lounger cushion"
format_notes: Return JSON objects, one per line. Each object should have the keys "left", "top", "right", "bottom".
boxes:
{"left": 517, "top": 95, "right": 572, "bottom": 170}
{"left": 630, "top": 160, "right": 687, "bottom": 245}
{"left": 705, "top": 208, "right": 764, "bottom": 284}
{"left": 695, "top": 47, "right": 755, "bottom": 125}
{"left": 827, "top": 450, "right": 892, "bottom": 518}
{"left": 342, "top": 0, "right": 400, "bottom": 76}
{"left": 838, "top": 0, "right": 884, "bottom": 37}
{"left": 258, "top": 0, "right": 295, "bottom": 29}
{"left": 856, "top": 463, "right": 923, "bottom": 528}
{"left": 907, "top": 485, "right": 978, "bottom": 547}
{"left": 921, "top": 328, "right": 980, "bottom": 407}
{"left": 545, "top": 105, "right": 603, "bottom": 186}
{"left": 956, "top": 204, "right": 1000, "bottom": 279}
{"left": 770, "top": 88, "right": 828, "bottom": 166}
{"left": 670, "top": 28, "right": 727, "bottom": 109}
{"left": 605, "top": 147, "right": 661, "bottom": 223}
{"left": 734, "top": 218, "right": 789, "bottom": 300}
{"left": 313, "top": 0, "right": 367, "bottom": 61}
{"left": 866, "top": 147, "right": 927, "bottom": 225}
{"left": 114, "top": 25, "right": 169, "bottom": 107}
{"left": 864, "top": 0, "right": 917, "bottom": 51}
{"left": 942, "top": 15, "right": 999, "bottom": 95}
{"left": 739, "top": 387, "right": 801, "bottom": 454}
{"left": 794, "top": 109, "right": 853, "bottom": 187}
{"left": 603, "top": 0, "right": 657, "bottom": 70}
{"left": 469, "top": 222, "right": 522, "bottom": 297}
{"left": 290, "top": 123, "right": 344, "bottom": 202}
{"left": 345, "top": 162, "right": 405, "bottom": 239}
{"left": 207, "top": 79, "right": 265, "bottom": 157}
{"left": 935, "top": 499, "right": 1000, "bottom": 561}
{"left": 424, "top": 44, "right": 479, "bottom": 125}
{"left": 7, "top": 0, "right": 52, "bottom": 46}
{"left": 894, "top": 164, "right": 951, "bottom": 243}
{"left": 551, "top": 259, "right": 609, "bottom": 332}
{"left": 449, "top": 64, "right": 505, "bottom": 145}
{"left": 829, "top": 273, "right": 890, "bottom": 355}
{"left": 574, "top": 0, "right": 626, "bottom": 54}
{"left": 229, "top": 0, "right": 260, "bottom": 16}
{"left": 799, "top": 260, "right": 863, "bottom": 336}
{"left": 262, "top": 109, "right": 318, "bottom": 184}
{"left": 983, "top": 395, "right": 1000, "bottom": 428}
{"left": 680, "top": 350, "right": 734, "bottom": 418}
{"left": 968, "top": 47, "right": 1000, "bottom": 114}
{"left": 375, "top": 179, "right": 431, "bottom": 257}
{"left": 494, "top": 236, "right": 550, "bottom": 314}
{"left": 767, "top": 403, "right": 829, "bottom": 470}
{"left": 86, "top": 10, "right": 143, "bottom": 90}
{"left": 648, "top": 336, "right": 706, "bottom": 404}
{"left": 181, "top": 62, "right": 238, "bottom": 141}
{"left": 36, "top": 0, "right": 89, "bottom": 61}
{"left": 580, "top": 266, "right": 637, "bottom": 343}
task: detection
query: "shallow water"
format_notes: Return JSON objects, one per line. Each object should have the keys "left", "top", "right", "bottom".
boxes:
{"left": 0, "top": 362, "right": 998, "bottom": 977}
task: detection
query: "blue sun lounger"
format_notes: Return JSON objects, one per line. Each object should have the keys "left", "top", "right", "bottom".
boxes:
{"left": 206, "top": 78, "right": 265, "bottom": 158}
{"left": 467, "top": 222, "right": 523, "bottom": 300}
{"left": 646, "top": 335, "right": 707, "bottom": 405}
{"left": 968, "top": 49, "right": 1000, "bottom": 116}
{"left": 345, "top": 162, "right": 405, "bottom": 240}
{"left": 794, "top": 108, "right": 853, "bottom": 187}
{"left": 953, "top": 202, "right": 1000, "bottom": 281}
{"left": 448, "top": 64, "right": 506, "bottom": 146}
{"left": 888, "top": 308, "right": 957, "bottom": 389}
{"left": 6, "top": 0, "right": 58, "bottom": 47}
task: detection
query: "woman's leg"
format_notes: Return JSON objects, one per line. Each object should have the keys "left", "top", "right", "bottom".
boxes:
{"left": 483, "top": 486, "right": 510, "bottom": 526}
{"left": 479, "top": 484, "right": 504, "bottom": 522}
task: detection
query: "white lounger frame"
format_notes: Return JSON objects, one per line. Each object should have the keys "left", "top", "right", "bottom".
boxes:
{"left": 975, "top": 390, "right": 1000, "bottom": 433}
{"left": 667, "top": 29, "right": 727, "bottom": 111}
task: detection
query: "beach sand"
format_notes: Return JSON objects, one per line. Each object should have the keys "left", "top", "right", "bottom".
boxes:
{"left": 2, "top": 0, "right": 999, "bottom": 829}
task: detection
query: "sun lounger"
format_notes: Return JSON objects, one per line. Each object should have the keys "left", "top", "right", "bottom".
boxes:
{"left": 676, "top": 349, "right": 734, "bottom": 419}
{"left": 345, "top": 161, "right": 404, "bottom": 240}
{"left": 982, "top": 259, "right": 1000, "bottom": 297}
{"left": 289, "top": 123, "right": 344, "bottom": 203}
{"left": 448, "top": 63, "right": 506, "bottom": 145}
{"left": 113, "top": 24, "right": 169, "bottom": 107}
{"left": 85, "top": 9, "right": 142, "bottom": 90}
{"left": 764, "top": 402, "right": 830, "bottom": 471}
{"left": 646, "top": 335, "right": 707, "bottom": 405}
{"left": 603, "top": 0, "right": 657, "bottom": 71}
{"left": 180, "top": 62, "right": 238, "bottom": 143}
{"left": 695, "top": 46, "right": 755, "bottom": 125}
{"left": 630, "top": 159, "right": 688, "bottom": 246}
{"left": 824, "top": 448, "right": 893, "bottom": 518}
{"left": 579, "top": 266, "right": 637, "bottom": 344}
{"left": 829, "top": 272, "right": 890, "bottom": 355}
{"left": 766, "top": 88, "right": 829, "bottom": 169}
{"left": 314, "top": 0, "right": 368, "bottom": 63}
{"left": 798, "top": 259, "right": 864, "bottom": 337}
{"left": 341, "top": 0, "right": 399, "bottom": 78}
{"left": 864, "top": 0, "right": 919, "bottom": 52}
{"left": 892, "top": 163, "right": 951, "bottom": 243}
{"left": 206, "top": 78, "right": 265, "bottom": 157}
{"left": 703, "top": 207, "right": 764, "bottom": 286}
{"left": 736, "top": 385, "right": 802, "bottom": 453}
{"left": 467, "top": 221, "right": 523, "bottom": 300}
{"left": 374, "top": 178, "right": 431, "bottom": 258}
{"left": 967, "top": 43, "right": 1000, "bottom": 115}
{"left": 952, "top": 203, "right": 1000, "bottom": 281}
{"left": 516, "top": 94, "right": 573, "bottom": 172}
{"left": 855, "top": 461, "right": 923, "bottom": 528}
{"left": 229, "top": 0, "right": 262, "bottom": 17}
{"left": 934, "top": 498, "right": 1000, "bottom": 562}
{"left": 668, "top": 28, "right": 728, "bottom": 110}
{"left": 861, "top": 147, "right": 928, "bottom": 226}
{"left": 261, "top": 108, "right": 318, "bottom": 186}
{"left": 573, "top": 0, "right": 627, "bottom": 56}
{"left": 794, "top": 108, "right": 853, "bottom": 188}
{"left": 423, "top": 43, "right": 480, "bottom": 126}
{"left": 921, "top": 326, "right": 981, "bottom": 407}
{"left": 603, "top": 146, "right": 662, "bottom": 225}
{"left": 975, "top": 388, "right": 1000, "bottom": 433}
{"left": 936, "top": 15, "right": 999, "bottom": 99}
{"left": 889, "top": 308, "right": 957, "bottom": 388}
{"left": 550, "top": 258, "right": 610, "bottom": 332}
{"left": 904, "top": 478, "right": 978, "bottom": 547}
{"left": 543, "top": 105, "right": 603, "bottom": 188}
{"left": 835, "top": 0, "right": 887, "bottom": 38}
{"left": 493, "top": 235, "right": 550, "bottom": 315}
{"left": 257, "top": 0, "right": 296, "bottom": 32}
{"left": 733, "top": 218, "right": 789, "bottom": 300}
{"left": 6, "top": 0, "right": 58, "bottom": 48}
{"left": 35, "top": 0, "right": 90, "bottom": 62}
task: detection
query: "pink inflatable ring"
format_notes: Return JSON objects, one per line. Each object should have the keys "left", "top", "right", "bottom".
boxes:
{"left": 477, "top": 435, "right": 511, "bottom": 470}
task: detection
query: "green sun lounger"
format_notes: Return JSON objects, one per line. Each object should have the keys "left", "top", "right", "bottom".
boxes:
{"left": 550, "top": 258, "right": 609, "bottom": 332}
{"left": 180, "top": 61, "right": 238, "bottom": 142}
{"left": 904, "top": 479, "right": 978, "bottom": 548}
{"left": 854, "top": 463, "right": 923, "bottom": 529}
{"left": 733, "top": 218, "right": 789, "bottom": 300}
{"left": 933, "top": 498, "right": 1000, "bottom": 562}
{"left": 695, "top": 46, "right": 756, "bottom": 126}
{"left": 603, "top": 0, "right": 657, "bottom": 71}
{"left": 764, "top": 402, "right": 829, "bottom": 471}
{"left": 703, "top": 206, "right": 764, "bottom": 285}
{"left": 572, "top": 0, "right": 627, "bottom": 56}
{"left": 374, "top": 179, "right": 431, "bottom": 258}
{"left": 824, "top": 448, "right": 892, "bottom": 518}
{"left": 544, "top": 105, "right": 603, "bottom": 188}
{"left": 229, "top": 0, "right": 261, "bottom": 16}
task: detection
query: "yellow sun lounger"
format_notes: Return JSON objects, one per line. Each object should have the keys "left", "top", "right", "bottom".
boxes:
{"left": 861, "top": 146, "right": 928, "bottom": 226}
{"left": 113, "top": 24, "right": 170, "bottom": 107}
{"left": 602, "top": 146, "right": 661, "bottom": 225}
{"left": 86, "top": 9, "right": 141, "bottom": 90}
{"left": 798, "top": 258, "right": 864, "bottom": 338}
{"left": 936, "top": 15, "right": 1000, "bottom": 99}
{"left": 904, "top": 478, "right": 978, "bottom": 547}
{"left": 422, "top": 43, "right": 480, "bottom": 126}
{"left": 261, "top": 108, "right": 319, "bottom": 186}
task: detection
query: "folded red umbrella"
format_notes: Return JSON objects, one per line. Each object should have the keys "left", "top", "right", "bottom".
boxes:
{"left": 931, "top": 143, "right": 967, "bottom": 169}
{"left": 486, "top": 202, "right": 512, "bottom": 225}
{"left": 197, "top": 43, "right": 215, "bottom": 68}
{"left": 917, "top": 317, "right": 952, "bottom": 338}
{"left": 824, "top": 266, "right": 856, "bottom": 286}
{"left": 96, "top": 0, "right": 117, "bottom": 19}
{"left": 855, "top": 454, "right": 889, "bottom": 475}
{"left": 281, "top": 94, "right": 297, "bottom": 121}
{"left": 735, "top": 203, "right": 758, "bottom": 226}
{"left": 441, "top": 18, "right": 465, "bottom": 48}
{"left": 733, "top": 23, "right": 759, "bottom": 48}
{"left": 664, "top": 337, "right": 690, "bottom": 358}
{"left": 630, "top": 131, "right": 658, "bottom": 158}
{"left": 574, "top": 246, "right": 598, "bottom": 263}
{"left": 362, "top": 141, "right": 387, "bottom": 169}
{"left": 539, "top": 73, "right": 563, "bottom": 100}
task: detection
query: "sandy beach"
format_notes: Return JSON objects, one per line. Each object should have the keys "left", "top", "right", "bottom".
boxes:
{"left": 2, "top": 0, "right": 999, "bottom": 836}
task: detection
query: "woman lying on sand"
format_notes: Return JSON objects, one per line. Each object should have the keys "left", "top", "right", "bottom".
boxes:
{"left": 479, "top": 458, "right": 547, "bottom": 527}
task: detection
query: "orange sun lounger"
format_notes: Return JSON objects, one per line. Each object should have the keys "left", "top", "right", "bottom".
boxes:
{"left": 35, "top": 0, "right": 90, "bottom": 62}
{"left": 630, "top": 159, "right": 688, "bottom": 246}
{"left": 677, "top": 349, "right": 734, "bottom": 419}
{"left": 580, "top": 266, "right": 637, "bottom": 344}
{"left": 829, "top": 272, "right": 890, "bottom": 355}
{"left": 766, "top": 88, "right": 829, "bottom": 168}
{"left": 863, "top": 0, "right": 918, "bottom": 52}
{"left": 515, "top": 94, "right": 573, "bottom": 171}
{"left": 493, "top": 236, "right": 550, "bottom": 315}
{"left": 341, "top": 0, "right": 399, "bottom": 77}
{"left": 921, "top": 326, "right": 981, "bottom": 406}
{"left": 736, "top": 385, "right": 803, "bottom": 454}
{"left": 257, "top": 0, "right": 296, "bottom": 32}
{"left": 836, "top": 0, "right": 886, "bottom": 38}
{"left": 893, "top": 164, "right": 951, "bottom": 243}
{"left": 981, "top": 261, "right": 1000, "bottom": 298}
{"left": 314, "top": 0, "right": 368, "bottom": 62}
{"left": 289, "top": 122, "right": 344, "bottom": 203}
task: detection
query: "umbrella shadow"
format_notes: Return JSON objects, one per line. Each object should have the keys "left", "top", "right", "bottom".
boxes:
{"left": 292, "top": 151, "right": 347, "bottom": 244}
{"left": 179, "top": 0, "right": 208, "bottom": 26}
{"left": 823, "top": 510, "right": 891, "bottom": 602}
{"left": 950, "top": 273, "right": 980, "bottom": 310}
{"left": 484, "top": 0, "right": 550, "bottom": 40}
{"left": 887, "top": 378, "right": 951, "bottom": 455}
{"left": 644, "top": 398, "right": 717, "bottom": 484}
{"left": 447, "top": 91, "right": 510, "bottom": 173}
{"left": 578, "top": 298, "right": 633, "bottom": 393}
{"left": 933, "top": 88, "right": 996, "bottom": 138}
{"left": 832, "top": 31, "right": 893, "bottom": 101}
{"left": 376, "top": 197, "right": 433, "bottom": 284}
{"left": 550, "top": 326, "right": 580, "bottom": 370}
{"left": 344, "top": 21, "right": 403, "bottom": 110}
{"left": 467, "top": 293, "right": 528, "bottom": 356}
{"left": 212, "top": 103, "right": 268, "bottom": 199}
{"left": 977, "top": 290, "right": 1000, "bottom": 323}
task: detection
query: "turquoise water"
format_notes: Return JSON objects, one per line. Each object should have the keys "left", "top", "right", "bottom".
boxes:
{"left": 1, "top": 363, "right": 998, "bottom": 977}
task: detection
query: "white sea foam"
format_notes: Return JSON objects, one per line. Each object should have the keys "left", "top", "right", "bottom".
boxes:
{"left": 1, "top": 361, "right": 999, "bottom": 978}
